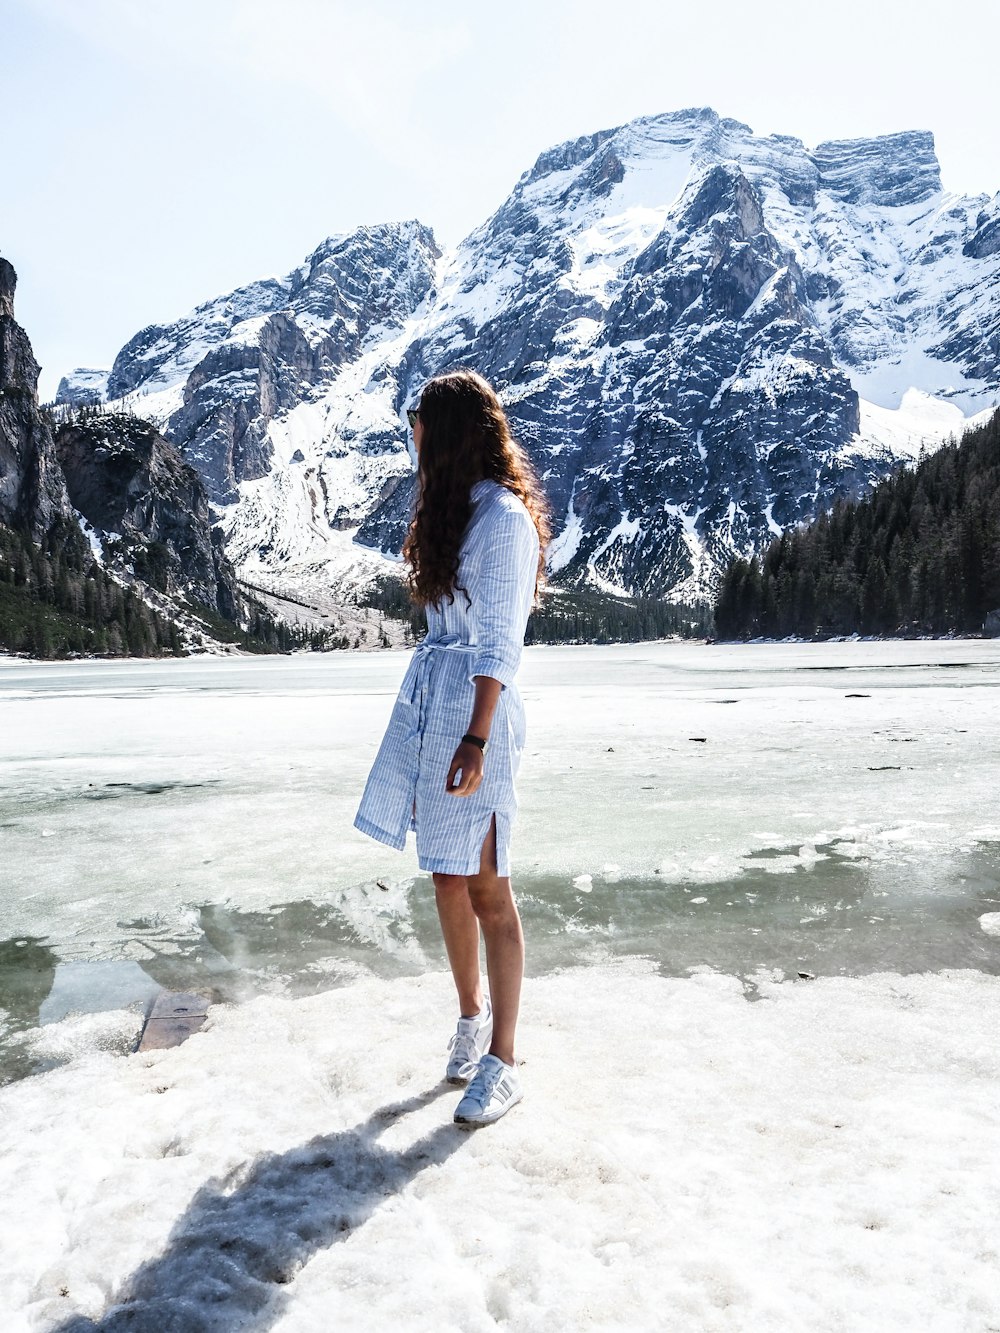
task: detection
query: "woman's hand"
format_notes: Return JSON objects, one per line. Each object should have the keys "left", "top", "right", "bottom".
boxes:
{"left": 446, "top": 740, "right": 485, "bottom": 796}
{"left": 445, "top": 675, "right": 500, "bottom": 796}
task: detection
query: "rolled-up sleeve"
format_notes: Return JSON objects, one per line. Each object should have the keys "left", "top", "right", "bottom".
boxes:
{"left": 469, "top": 506, "right": 540, "bottom": 688}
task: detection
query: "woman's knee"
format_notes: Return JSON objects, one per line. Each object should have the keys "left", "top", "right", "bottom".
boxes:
{"left": 433, "top": 871, "right": 468, "bottom": 896}
{"left": 467, "top": 877, "right": 514, "bottom": 923}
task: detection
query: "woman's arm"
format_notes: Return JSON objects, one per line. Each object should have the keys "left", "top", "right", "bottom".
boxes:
{"left": 445, "top": 674, "right": 502, "bottom": 796}
{"left": 446, "top": 504, "right": 539, "bottom": 798}
{"left": 467, "top": 506, "right": 539, "bottom": 689}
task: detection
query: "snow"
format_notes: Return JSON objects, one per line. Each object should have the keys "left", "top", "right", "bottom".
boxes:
{"left": 113, "top": 381, "right": 187, "bottom": 431}
{"left": 545, "top": 491, "right": 584, "bottom": 574}
{"left": 3, "top": 964, "right": 999, "bottom": 1331}
{"left": 762, "top": 500, "right": 782, "bottom": 538}
{"left": 54, "top": 367, "right": 109, "bottom": 403}
{"left": 70, "top": 509, "right": 104, "bottom": 562}
{"left": 225, "top": 314, "right": 272, "bottom": 349}
{"left": 851, "top": 348, "right": 990, "bottom": 416}
{"left": 662, "top": 501, "right": 716, "bottom": 600}
{"left": 2, "top": 641, "right": 1000, "bottom": 1328}
{"left": 724, "top": 351, "right": 821, "bottom": 404}
{"left": 591, "top": 511, "right": 642, "bottom": 563}
{"left": 551, "top": 317, "right": 601, "bottom": 350}
{"left": 786, "top": 186, "right": 998, "bottom": 418}
{"left": 853, "top": 388, "right": 979, "bottom": 462}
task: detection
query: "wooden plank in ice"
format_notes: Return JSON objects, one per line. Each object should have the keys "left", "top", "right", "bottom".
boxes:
{"left": 137, "top": 990, "right": 213, "bottom": 1052}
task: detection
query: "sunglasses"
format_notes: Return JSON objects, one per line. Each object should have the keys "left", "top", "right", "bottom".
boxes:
{"left": 406, "top": 408, "right": 421, "bottom": 429}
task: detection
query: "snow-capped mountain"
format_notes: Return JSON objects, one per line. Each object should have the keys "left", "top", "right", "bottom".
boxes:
{"left": 55, "top": 367, "right": 109, "bottom": 407}
{"left": 60, "top": 107, "right": 1000, "bottom": 603}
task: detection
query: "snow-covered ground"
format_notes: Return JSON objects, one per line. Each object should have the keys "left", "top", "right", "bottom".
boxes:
{"left": 3, "top": 964, "right": 998, "bottom": 1332}
{"left": 1, "top": 642, "right": 999, "bottom": 1330}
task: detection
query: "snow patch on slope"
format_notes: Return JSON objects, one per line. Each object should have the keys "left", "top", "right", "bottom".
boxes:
{"left": 853, "top": 388, "right": 975, "bottom": 461}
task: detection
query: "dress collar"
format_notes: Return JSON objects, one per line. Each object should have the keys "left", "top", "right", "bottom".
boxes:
{"left": 470, "top": 479, "right": 495, "bottom": 502}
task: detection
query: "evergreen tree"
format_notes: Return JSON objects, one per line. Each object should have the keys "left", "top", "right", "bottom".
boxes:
{"left": 714, "top": 409, "right": 1000, "bottom": 639}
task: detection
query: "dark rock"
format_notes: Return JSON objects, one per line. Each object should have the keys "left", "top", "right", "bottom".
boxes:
{"left": 964, "top": 197, "right": 1000, "bottom": 259}
{"left": 811, "top": 130, "right": 942, "bottom": 207}
{"left": 0, "top": 255, "right": 72, "bottom": 538}
{"left": 56, "top": 415, "right": 241, "bottom": 617}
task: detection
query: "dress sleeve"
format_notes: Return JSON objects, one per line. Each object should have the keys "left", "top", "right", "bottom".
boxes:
{"left": 469, "top": 505, "right": 540, "bottom": 688}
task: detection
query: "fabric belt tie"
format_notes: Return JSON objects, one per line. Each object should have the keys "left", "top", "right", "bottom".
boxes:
{"left": 403, "top": 635, "right": 478, "bottom": 706}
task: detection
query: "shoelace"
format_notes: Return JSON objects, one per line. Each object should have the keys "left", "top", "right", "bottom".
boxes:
{"left": 447, "top": 1031, "right": 480, "bottom": 1067}
{"left": 466, "top": 1060, "right": 506, "bottom": 1108}
{"left": 447, "top": 1004, "right": 491, "bottom": 1065}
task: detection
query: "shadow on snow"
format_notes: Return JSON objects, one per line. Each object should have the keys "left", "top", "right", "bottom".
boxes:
{"left": 54, "top": 1084, "right": 465, "bottom": 1332}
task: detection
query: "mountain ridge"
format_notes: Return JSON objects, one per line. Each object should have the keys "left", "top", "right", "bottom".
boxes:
{"left": 55, "top": 106, "right": 1000, "bottom": 607}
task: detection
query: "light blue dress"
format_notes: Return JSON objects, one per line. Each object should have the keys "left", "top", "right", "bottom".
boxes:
{"left": 354, "top": 479, "right": 540, "bottom": 876}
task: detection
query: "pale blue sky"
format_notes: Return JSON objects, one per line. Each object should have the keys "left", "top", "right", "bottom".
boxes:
{"left": 3, "top": 0, "right": 998, "bottom": 399}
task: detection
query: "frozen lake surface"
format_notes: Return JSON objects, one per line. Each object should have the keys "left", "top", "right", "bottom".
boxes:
{"left": 1, "top": 640, "right": 999, "bottom": 1085}
{"left": 2, "top": 642, "right": 999, "bottom": 1331}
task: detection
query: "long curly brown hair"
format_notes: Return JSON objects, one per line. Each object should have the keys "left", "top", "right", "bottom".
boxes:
{"left": 402, "top": 368, "right": 551, "bottom": 609}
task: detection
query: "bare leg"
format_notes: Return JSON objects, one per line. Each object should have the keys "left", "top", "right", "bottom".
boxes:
{"left": 433, "top": 873, "right": 484, "bottom": 1018}
{"left": 467, "top": 815, "right": 524, "bottom": 1066}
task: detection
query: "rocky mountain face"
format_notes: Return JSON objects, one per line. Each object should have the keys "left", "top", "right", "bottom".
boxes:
{"left": 58, "top": 108, "right": 1000, "bottom": 603}
{"left": 56, "top": 415, "right": 240, "bottom": 618}
{"left": 1, "top": 256, "right": 242, "bottom": 625}
{"left": 54, "top": 367, "right": 107, "bottom": 407}
{"left": 1, "top": 258, "right": 71, "bottom": 540}
{"left": 94, "top": 223, "right": 440, "bottom": 507}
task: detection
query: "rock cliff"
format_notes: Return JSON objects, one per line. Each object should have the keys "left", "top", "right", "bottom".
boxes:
{"left": 1, "top": 255, "right": 243, "bottom": 627}
{"left": 0, "top": 257, "right": 71, "bottom": 539}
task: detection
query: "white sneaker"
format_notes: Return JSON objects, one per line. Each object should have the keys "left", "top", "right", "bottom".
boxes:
{"left": 445, "top": 997, "right": 493, "bottom": 1084}
{"left": 453, "top": 1053, "right": 522, "bottom": 1126}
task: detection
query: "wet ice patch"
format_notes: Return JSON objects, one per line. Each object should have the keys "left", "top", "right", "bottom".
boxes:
{"left": 38, "top": 960, "right": 162, "bottom": 1025}
{"left": 326, "top": 879, "right": 425, "bottom": 965}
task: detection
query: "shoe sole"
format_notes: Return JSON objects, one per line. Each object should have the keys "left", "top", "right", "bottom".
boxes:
{"left": 454, "top": 1087, "right": 523, "bottom": 1127}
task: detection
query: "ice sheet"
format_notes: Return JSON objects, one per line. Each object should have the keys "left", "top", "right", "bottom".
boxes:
{"left": 2, "top": 642, "right": 999, "bottom": 1073}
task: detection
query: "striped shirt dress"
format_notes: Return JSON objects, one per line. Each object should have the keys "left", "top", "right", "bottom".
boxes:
{"left": 354, "top": 478, "right": 540, "bottom": 877}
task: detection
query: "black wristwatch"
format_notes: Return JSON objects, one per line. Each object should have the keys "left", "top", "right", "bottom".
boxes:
{"left": 462, "top": 732, "right": 489, "bottom": 755}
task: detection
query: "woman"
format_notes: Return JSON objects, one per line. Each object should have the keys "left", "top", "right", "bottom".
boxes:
{"left": 354, "top": 368, "right": 549, "bottom": 1127}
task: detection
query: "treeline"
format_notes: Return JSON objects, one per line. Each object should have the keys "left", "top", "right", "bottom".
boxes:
{"left": 364, "top": 573, "right": 710, "bottom": 643}
{"left": 0, "top": 517, "right": 298, "bottom": 659}
{"left": 190, "top": 599, "right": 344, "bottom": 655}
{"left": 41, "top": 397, "right": 142, "bottom": 427}
{"left": 525, "top": 588, "right": 710, "bottom": 643}
{"left": 359, "top": 576, "right": 424, "bottom": 639}
{"left": 0, "top": 517, "right": 185, "bottom": 658}
{"left": 714, "top": 409, "right": 1000, "bottom": 640}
